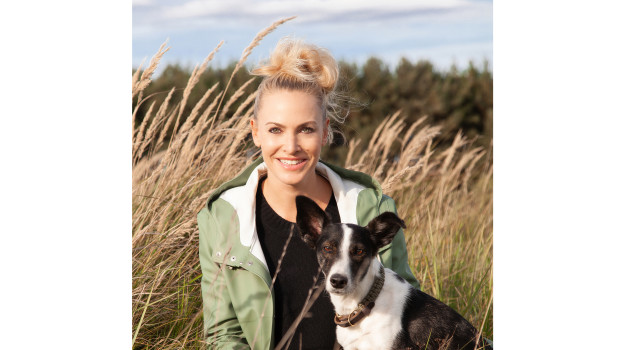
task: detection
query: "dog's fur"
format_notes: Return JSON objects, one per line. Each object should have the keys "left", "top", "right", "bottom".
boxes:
{"left": 295, "top": 196, "right": 489, "bottom": 350}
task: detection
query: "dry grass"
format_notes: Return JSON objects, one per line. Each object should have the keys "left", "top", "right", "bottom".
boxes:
{"left": 132, "top": 18, "right": 492, "bottom": 350}
{"left": 344, "top": 115, "right": 493, "bottom": 339}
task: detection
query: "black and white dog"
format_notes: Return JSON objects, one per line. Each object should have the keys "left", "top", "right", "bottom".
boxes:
{"left": 295, "top": 196, "right": 490, "bottom": 350}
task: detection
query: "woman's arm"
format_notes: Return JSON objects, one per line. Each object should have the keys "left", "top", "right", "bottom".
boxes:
{"left": 377, "top": 195, "right": 421, "bottom": 289}
{"left": 198, "top": 209, "right": 251, "bottom": 349}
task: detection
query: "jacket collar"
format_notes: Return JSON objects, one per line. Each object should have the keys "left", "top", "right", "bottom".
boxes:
{"left": 209, "top": 156, "right": 383, "bottom": 270}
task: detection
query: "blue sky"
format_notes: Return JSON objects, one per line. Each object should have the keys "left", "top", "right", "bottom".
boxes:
{"left": 132, "top": 0, "right": 492, "bottom": 73}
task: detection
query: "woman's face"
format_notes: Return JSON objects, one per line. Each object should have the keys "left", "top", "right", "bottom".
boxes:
{"left": 251, "top": 89, "right": 329, "bottom": 190}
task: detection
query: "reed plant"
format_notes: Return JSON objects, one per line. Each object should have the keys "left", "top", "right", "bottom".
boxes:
{"left": 132, "top": 18, "right": 492, "bottom": 349}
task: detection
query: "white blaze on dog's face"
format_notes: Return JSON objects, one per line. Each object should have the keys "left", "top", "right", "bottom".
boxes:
{"left": 326, "top": 226, "right": 353, "bottom": 293}
{"left": 322, "top": 224, "right": 376, "bottom": 295}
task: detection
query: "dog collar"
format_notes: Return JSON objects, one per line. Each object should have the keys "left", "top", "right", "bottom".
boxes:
{"left": 334, "top": 265, "right": 385, "bottom": 327}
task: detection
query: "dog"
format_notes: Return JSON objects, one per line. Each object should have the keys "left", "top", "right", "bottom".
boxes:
{"left": 295, "top": 196, "right": 490, "bottom": 350}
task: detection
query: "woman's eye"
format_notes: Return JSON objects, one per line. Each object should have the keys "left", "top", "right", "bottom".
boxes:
{"left": 323, "top": 245, "right": 334, "bottom": 253}
{"left": 301, "top": 127, "right": 314, "bottom": 133}
{"left": 268, "top": 127, "right": 281, "bottom": 134}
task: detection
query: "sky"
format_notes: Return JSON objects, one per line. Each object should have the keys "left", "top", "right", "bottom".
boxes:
{"left": 132, "top": 0, "right": 492, "bottom": 73}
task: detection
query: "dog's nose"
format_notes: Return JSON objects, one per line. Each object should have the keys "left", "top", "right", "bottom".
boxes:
{"left": 330, "top": 274, "right": 347, "bottom": 289}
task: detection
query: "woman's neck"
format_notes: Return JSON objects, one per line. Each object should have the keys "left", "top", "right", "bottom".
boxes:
{"left": 261, "top": 172, "right": 332, "bottom": 222}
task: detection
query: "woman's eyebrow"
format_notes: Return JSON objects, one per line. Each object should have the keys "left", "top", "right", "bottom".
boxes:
{"left": 264, "top": 121, "right": 318, "bottom": 127}
{"left": 264, "top": 122, "right": 285, "bottom": 127}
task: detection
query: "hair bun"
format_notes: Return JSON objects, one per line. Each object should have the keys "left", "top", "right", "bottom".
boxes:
{"left": 252, "top": 38, "right": 338, "bottom": 93}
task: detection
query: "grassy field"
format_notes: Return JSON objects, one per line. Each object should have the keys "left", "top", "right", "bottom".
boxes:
{"left": 132, "top": 19, "right": 493, "bottom": 349}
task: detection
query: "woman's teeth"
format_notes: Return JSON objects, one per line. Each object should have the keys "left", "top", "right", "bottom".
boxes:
{"left": 279, "top": 159, "right": 303, "bottom": 165}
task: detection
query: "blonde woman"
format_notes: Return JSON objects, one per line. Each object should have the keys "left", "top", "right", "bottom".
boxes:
{"left": 198, "top": 38, "right": 419, "bottom": 349}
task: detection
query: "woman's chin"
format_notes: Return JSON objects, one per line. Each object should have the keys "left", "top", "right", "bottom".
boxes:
{"left": 267, "top": 169, "right": 313, "bottom": 189}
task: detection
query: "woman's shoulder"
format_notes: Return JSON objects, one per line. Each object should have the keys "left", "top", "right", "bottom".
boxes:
{"left": 319, "top": 160, "right": 378, "bottom": 189}
{"left": 378, "top": 194, "right": 398, "bottom": 213}
{"left": 322, "top": 162, "right": 397, "bottom": 207}
{"left": 198, "top": 158, "right": 264, "bottom": 230}
{"left": 206, "top": 157, "right": 265, "bottom": 206}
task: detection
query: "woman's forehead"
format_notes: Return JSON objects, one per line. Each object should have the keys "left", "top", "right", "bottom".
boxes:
{"left": 259, "top": 89, "right": 321, "bottom": 107}
{"left": 256, "top": 90, "right": 324, "bottom": 124}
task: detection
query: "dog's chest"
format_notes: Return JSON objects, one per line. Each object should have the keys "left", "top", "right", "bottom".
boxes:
{"left": 336, "top": 273, "right": 411, "bottom": 350}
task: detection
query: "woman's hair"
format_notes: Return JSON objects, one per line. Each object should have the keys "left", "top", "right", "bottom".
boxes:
{"left": 251, "top": 38, "right": 344, "bottom": 143}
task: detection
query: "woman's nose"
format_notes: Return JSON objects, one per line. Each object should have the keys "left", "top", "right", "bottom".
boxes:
{"left": 283, "top": 133, "right": 300, "bottom": 153}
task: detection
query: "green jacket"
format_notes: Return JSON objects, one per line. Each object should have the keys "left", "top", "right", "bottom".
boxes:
{"left": 198, "top": 157, "right": 419, "bottom": 349}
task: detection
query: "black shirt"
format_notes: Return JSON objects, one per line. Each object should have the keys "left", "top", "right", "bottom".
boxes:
{"left": 255, "top": 177, "right": 340, "bottom": 349}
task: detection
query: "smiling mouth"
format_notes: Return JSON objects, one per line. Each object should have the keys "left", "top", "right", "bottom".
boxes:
{"left": 276, "top": 158, "right": 309, "bottom": 170}
{"left": 278, "top": 159, "right": 305, "bottom": 165}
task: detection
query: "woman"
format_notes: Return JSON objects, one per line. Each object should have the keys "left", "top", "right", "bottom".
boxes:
{"left": 198, "top": 38, "right": 419, "bottom": 349}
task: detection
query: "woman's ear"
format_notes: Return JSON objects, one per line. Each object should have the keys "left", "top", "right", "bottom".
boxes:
{"left": 322, "top": 118, "right": 330, "bottom": 145}
{"left": 250, "top": 118, "right": 261, "bottom": 148}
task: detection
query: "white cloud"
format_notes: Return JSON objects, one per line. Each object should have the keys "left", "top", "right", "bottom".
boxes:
{"left": 146, "top": 0, "right": 477, "bottom": 24}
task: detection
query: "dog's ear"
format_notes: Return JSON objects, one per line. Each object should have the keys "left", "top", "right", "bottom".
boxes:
{"left": 366, "top": 212, "right": 406, "bottom": 248}
{"left": 295, "top": 196, "right": 330, "bottom": 249}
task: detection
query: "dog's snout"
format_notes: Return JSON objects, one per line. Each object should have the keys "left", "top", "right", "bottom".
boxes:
{"left": 330, "top": 274, "right": 348, "bottom": 289}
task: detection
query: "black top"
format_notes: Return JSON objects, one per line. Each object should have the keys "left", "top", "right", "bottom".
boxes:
{"left": 256, "top": 176, "right": 340, "bottom": 349}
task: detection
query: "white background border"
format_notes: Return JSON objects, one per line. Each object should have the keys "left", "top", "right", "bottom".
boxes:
{"left": 1, "top": 1, "right": 619, "bottom": 348}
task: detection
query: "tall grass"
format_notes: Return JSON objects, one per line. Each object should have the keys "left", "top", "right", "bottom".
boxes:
{"left": 132, "top": 19, "right": 492, "bottom": 350}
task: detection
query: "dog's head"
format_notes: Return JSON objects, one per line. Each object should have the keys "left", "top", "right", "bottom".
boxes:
{"left": 295, "top": 195, "right": 406, "bottom": 295}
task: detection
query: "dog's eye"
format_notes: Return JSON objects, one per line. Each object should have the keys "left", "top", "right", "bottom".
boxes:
{"left": 323, "top": 245, "right": 334, "bottom": 253}
{"left": 354, "top": 249, "right": 365, "bottom": 256}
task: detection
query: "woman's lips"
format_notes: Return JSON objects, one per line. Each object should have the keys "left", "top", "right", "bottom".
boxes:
{"left": 277, "top": 158, "right": 307, "bottom": 170}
